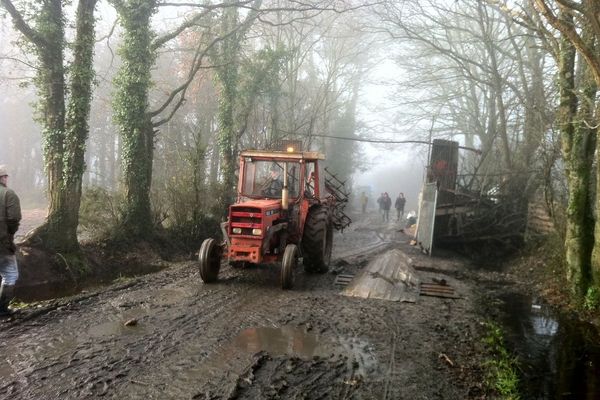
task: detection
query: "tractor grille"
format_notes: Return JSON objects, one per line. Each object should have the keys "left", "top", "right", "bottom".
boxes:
{"left": 230, "top": 207, "right": 262, "bottom": 235}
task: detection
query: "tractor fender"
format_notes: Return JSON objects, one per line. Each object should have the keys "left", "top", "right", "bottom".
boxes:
{"left": 261, "top": 222, "right": 288, "bottom": 256}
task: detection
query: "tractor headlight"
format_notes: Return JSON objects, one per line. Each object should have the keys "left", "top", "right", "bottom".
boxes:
{"left": 232, "top": 227, "right": 242, "bottom": 234}
{"left": 252, "top": 228, "right": 262, "bottom": 236}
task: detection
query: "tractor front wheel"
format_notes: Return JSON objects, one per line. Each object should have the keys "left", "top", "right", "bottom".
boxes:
{"left": 198, "top": 238, "right": 222, "bottom": 283}
{"left": 281, "top": 244, "right": 298, "bottom": 290}
{"left": 302, "top": 207, "right": 333, "bottom": 273}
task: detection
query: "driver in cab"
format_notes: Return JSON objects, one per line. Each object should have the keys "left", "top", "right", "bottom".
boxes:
{"left": 261, "top": 165, "right": 283, "bottom": 197}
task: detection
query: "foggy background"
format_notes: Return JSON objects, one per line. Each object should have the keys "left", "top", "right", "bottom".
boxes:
{"left": 0, "top": 0, "right": 562, "bottom": 229}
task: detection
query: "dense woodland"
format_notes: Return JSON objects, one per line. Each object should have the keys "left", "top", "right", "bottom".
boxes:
{"left": 0, "top": 0, "right": 599, "bottom": 308}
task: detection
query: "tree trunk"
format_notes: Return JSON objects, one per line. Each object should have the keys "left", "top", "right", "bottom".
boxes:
{"left": 591, "top": 99, "right": 600, "bottom": 288}
{"left": 31, "top": 0, "right": 68, "bottom": 250}
{"left": 57, "top": 0, "right": 98, "bottom": 250}
{"left": 112, "top": 0, "right": 157, "bottom": 237}
{"left": 559, "top": 15, "right": 596, "bottom": 297}
{"left": 214, "top": 4, "right": 241, "bottom": 212}
{"left": 2, "top": 0, "right": 98, "bottom": 253}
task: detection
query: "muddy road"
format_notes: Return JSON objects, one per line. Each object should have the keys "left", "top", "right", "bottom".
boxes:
{"left": 0, "top": 214, "right": 486, "bottom": 400}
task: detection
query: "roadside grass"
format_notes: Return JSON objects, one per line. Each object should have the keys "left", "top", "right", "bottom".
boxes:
{"left": 482, "top": 321, "right": 521, "bottom": 400}
{"left": 516, "top": 233, "right": 600, "bottom": 325}
{"left": 584, "top": 287, "right": 600, "bottom": 311}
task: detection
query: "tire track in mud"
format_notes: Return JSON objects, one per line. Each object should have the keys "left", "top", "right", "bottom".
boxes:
{"left": 2, "top": 270, "right": 264, "bottom": 399}
{"left": 107, "top": 272, "right": 318, "bottom": 399}
{"left": 0, "top": 218, "right": 485, "bottom": 400}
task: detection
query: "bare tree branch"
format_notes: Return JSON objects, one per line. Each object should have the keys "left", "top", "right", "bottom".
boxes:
{"left": 0, "top": 0, "right": 48, "bottom": 48}
{"left": 534, "top": 0, "right": 600, "bottom": 86}
{"left": 152, "top": 8, "right": 213, "bottom": 50}
{"left": 0, "top": 55, "right": 38, "bottom": 70}
{"left": 150, "top": 30, "right": 233, "bottom": 126}
{"left": 96, "top": 18, "right": 118, "bottom": 43}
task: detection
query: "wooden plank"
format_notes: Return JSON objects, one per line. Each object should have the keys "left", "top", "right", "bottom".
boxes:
{"left": 419, "top": 282, "right": 460, "bottom": 299}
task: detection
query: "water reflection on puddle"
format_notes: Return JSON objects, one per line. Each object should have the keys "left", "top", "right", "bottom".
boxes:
{"left": 86, "top": 307, "right": 147, "bottom": 338}
{"left": 498, "top": 293, "right": 600, "bottom": 399}
{"left": 234, "top": 327, "right": 322, "bottom": 358}
{"left": 530, "top": 304, "right": 559, "bottom": 336}
{"left": 232, "top": 326, "right": 378, "bottom": 376}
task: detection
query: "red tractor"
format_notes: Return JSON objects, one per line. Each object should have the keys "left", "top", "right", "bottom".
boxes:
{"left": 198, "top": 146, "right": 350, "bottom": 289}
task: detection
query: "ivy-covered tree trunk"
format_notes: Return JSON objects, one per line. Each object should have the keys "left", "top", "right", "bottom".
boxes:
{"left": 211, "top": 0, "right": 262, "bottom": 214}
{"left": 216, "top": 75, "right": 238, "bottom": 210}
{"left": 111, "top": 0, "right": 157, "bottom": 237}
{"left": 59, "top": 0, "right": 99, "bottom": 249}
{"left": 592, "top": 99, "right": 600, "bottom": 289}
{"left": 1, "top": 0, "right": 97, "bottom": 253}
{"left": 35, "top": 0, "right": 69, "bottom": 249}
{"left": 214, "top": 3, "right": 241, "bottom": 211}
{"left": 558, "top": 15, "right": 596, "bottom": 297}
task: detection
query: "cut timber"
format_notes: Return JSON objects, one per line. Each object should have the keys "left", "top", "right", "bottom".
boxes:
{"left": 342, "top": 249, "right": 420, "bottom": 302}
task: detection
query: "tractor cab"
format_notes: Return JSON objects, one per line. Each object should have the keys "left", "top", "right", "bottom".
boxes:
{"left": 237, "top": 149, "right": 325, "bottom": 204}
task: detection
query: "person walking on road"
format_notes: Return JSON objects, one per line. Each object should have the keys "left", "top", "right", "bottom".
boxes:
{"left": 381, "top": 192, "right": 392, "bottom": 222}
{"left": 395, "top": 193, "right": 406, "bottom": 221}
{"left": 360, "top": 192, "right": 368, "bottom": 214}
{"left": 377, "top": 193, "right": 384, "bottom": 216}
{"left": 0, "top": 165, "right": 21, "bottom": 317}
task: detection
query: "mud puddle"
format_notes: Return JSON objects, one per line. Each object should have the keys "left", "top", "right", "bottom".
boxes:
{"left": 497, "top": 292, "right": 600, "bottom": 399}
{"left": 234, "top": 326, "right": 378, "bottom": 375}
{"left": 185, "top": 325, "right": 378, "bottom": 382}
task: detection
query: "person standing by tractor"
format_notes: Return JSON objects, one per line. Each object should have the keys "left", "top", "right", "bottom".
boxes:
{"left": 360, "top": 192, "right": 368, "bottom": 214}
{"left": 395, "top": 192, "right": 406, "bottom": 221}
{"left": 381, "top": 192, "right": 392, "bottom": 222}
{"left": 377, "top": 193, "right": 384, "bottom": 216}
{"left": 0, "top": 165, "right": 21, "bottom": 317}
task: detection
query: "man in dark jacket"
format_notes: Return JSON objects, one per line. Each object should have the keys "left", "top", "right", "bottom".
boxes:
{"left": 0, "top": 165, "right": 21, "bottom": 316}
{"left": 261, "top": 165, "right": 283, "bottom": 197}
{"left": 395, "top": 193, "right": 406, "bottom": 221}
{"left": 381, "top": 192, "right": 392, "bottom": 222}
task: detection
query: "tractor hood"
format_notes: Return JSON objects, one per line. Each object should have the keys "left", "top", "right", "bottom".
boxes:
{"left": 231, "top": 199, "right": 282, "bottom": 213}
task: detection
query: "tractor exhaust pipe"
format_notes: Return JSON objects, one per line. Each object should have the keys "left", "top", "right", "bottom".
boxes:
{"left": 282, "top": 163, "right": 289, "bottom": 209}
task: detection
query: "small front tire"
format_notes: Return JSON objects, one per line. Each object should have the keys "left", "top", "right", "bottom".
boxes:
{"left": 281, "top": 244, "right": 298, "bottom": 290}
{"left": 198, "top": 238, "right": 222, "bottom": 283}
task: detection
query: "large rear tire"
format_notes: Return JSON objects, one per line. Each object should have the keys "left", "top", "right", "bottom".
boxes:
{"left": 198, "top": 238, "right": 222, "bottom": 283}
{"left": 281, "top": 244, "right": 298, "bottom": 290}
{"left": 302, "top": 206, "right": 333, "bottom": 273}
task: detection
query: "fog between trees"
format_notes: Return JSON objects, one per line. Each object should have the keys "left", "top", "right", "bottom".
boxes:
{"left": 1, "top": 0, "right": 599, "bottom": 304}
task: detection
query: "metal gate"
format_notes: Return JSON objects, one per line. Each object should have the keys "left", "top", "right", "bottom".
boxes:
{"left": 416, "top": 183, "right": 438, "bottom": 255}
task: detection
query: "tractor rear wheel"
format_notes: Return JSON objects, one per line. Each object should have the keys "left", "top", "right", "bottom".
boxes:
{"left": 302, "top": 206, "right": 333, "bottom": 273}
{"left": 198, "top": 238, "right": 222, "bottom": 283}
{"left": 281, "top": 244, "right": 298, "bottom": 289}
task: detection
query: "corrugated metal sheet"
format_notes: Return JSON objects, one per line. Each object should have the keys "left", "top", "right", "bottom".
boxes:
{"left": 342, "top": 249, "right": 420, "bottom": 302}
